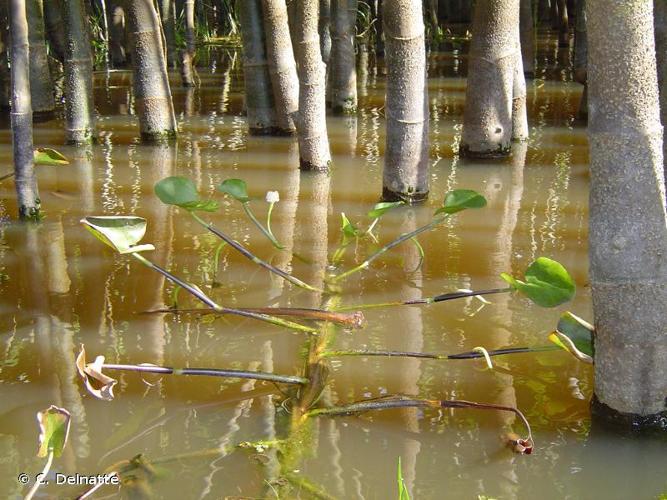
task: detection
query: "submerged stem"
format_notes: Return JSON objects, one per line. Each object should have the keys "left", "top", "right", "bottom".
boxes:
{"left": 243, "top": 201, "right": 284, "bottom": 249}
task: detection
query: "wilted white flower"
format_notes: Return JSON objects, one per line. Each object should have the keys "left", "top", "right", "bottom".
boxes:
{"left": 265, "top": 191, "right": 280, "bottom": 204}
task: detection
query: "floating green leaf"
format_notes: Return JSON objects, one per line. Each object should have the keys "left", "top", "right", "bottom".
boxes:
{"left": 218, "top": 178, "right": 250, "bottom": 203}
{"left": 34, "top": 148, "right": 69, "bottom": 166}
{"left": 435, "top": 189, "right": 487, "bottom": 215}
{"left": 81, "top": 216, "right": 155, "bottom": 254}
{"left": 155, "top": 176, "right": 219, "bottom": 212}
{"left": 500, "top": 257, "right": 575, "bottom": 308}
{"left": 341, "top": 213, "right": 359, "bottom": 238}
{"left": 549, "top": 311, "right": 594, "bottom": 359}
{"left": 368, "top": 201, "right": 404, "bottom": 219}
{"left": 36, "top": 406, "right": 71, "bottom": 458}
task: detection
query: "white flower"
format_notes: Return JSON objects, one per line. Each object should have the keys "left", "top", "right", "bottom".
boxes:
{"left": 265, "top": 191, "right": 280, "bottom": 204}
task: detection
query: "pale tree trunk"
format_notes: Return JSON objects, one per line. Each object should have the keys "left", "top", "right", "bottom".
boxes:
{"left": 108, "top": 2, "right": 127, "bottom": 66}
{"left": 127, "top": 0, "right": 177, "bottom": 142}
{"left": 158, "top": 0, "right": 177, "bottom": 67}
{"left": 520, "top": 0, "right": 534, "bottom": 77}
{"left": 262, "top": 0, "right": 299, "bottom": 134}
{"left": 42, "top": 0, "right": 66, "bottom": 63}
{"left": 461, "top": 0, "right": 519, "bottom": 158}
{"left": 238, "top": 0, "right": 277, "bottom": 134}
{"left": 26, "top": 0, "right": 54, "bottom": 114}
{"left": 10, "top": 0, "right": 40, "bottom": 220}
{"left": 320, "top": 0, "right": 332, "bottom": 65}
{"left": 512, "top": 33, "right": 529, "bottom": 141}
{"left": 382, "top": 0, "right": 429, "bottom": 202}
{"left": 63, "top": 0, "right": 97, "bottom": 145}
{"left": 294, "top": 0, "right": 331, "bottom": 171}
{"left": 0, "top": 2, "right": 10, "bottom": 108}
{"left": 587, "top": 0, "right": 667, "bottom": 423}
{"left": 655, "top": 0, "right": 667, "bottom": 182}
{"left": 574, "top": 0, "right": 587, "bottom": 120}
{"left": 180, "top": 0, "right": 196, "bottom": 86}
{"left": 330, "top": 0, "right": 357, "bottom": 114}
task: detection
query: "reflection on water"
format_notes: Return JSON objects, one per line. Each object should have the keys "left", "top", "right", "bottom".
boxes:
{"left": 0, "top": 35, "right": 665, "bottom": 500}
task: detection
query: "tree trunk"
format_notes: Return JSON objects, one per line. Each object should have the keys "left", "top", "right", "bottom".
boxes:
{"left": 461, "top": 0, "right": 520, "bottom": 158}
{"left": 320, "top": 0, "right": 332, "bottom": 65}
{"left": 587, "top": 0, "right": 667, "bottom": 424}
{"left": 330, "top": 0, "right": 357, "bottom": 114}
{"left": 0, "top": 2, "right": 10, "bottom": 108}
{"left": 63, "top": 0, "right": 97, "bottom": 145}
{"left": 180, "top": 0, "right": 196, "bottom": 86}
{"left": 382, "top": 0, "right": 429, "bottom": 202}
{"left": 557, "top": 0, "right": 569, "bottom": 46}
{"left": 520, "top": 0, "right": 534, "bottom": 77}
{"left": 294, "top": 0, "right": 331, "bottom": 171}
{"left": 238, "top": 0, "right": 277, "bottom": 135}
{"left": 25, "top": 0, "right": 54, "bottom": 114}
{"left": 574, "top": 0, "right": 587, "bottom": 120}
{"left": 655, "top": 0, "right": 667, "bottom": 181}
{"left": 158, "top": 0, "right": 177, "bottom": 67}
{"left": 512, "top": 32, "right": 528, "bottom": 141}
{"left": 262, "top": 0, "right": 299, "bottom": 135}
{"left": 9, "top": 0, "right": 40, "bottom": 220}
{"left": 127, "top": 0, "right": 177, "bottom": 142}
{"left": 108, "top": 2, "right": 127, "bottom": 66}
{"left": 42, "top": 0, "right": 66, "bottom": 63}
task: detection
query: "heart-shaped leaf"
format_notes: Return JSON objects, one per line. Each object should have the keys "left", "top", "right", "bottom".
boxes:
{"left": 34, "top": 148, "right": 69, "bottom": 166}
{"left": 547, "top": 311, "right": 594, "bottom": 363}
{"left": 340, "top": 213, "right": 359, "bottom": 238}
{"left": 218, "top": 178, "right": 250, "bottom": 203}
{"left": 500, "top": 257, "right": 575, "bottom": 308}
{"left": 36, "top": 406, "right": 71, "bottom": 458}
{"left": 76, "top": 345, "right": 118, "bottom": 401}
{"left": 367, "top": 201, "right": 404, "bottom": 219}
{"left": 435, "top": 189, "right": 487, "bottom": 215}
{"left": 81, "top": 216, "right": 155, "bottom": 254}
{"left": 155, "top": 176, "right": 219, "bottom": 212}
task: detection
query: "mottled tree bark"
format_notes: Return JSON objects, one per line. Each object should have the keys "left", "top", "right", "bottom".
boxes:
{"left": 587, "top": 0, "right": 667, "bottom": 423}
{"left": 655, "top": 0, "right": 667, "bottom": 181}
{"left": 330, "top": 0, "right": 358, "bottom": 114}
{"left": 520, "top": 0, "right": 535, "bottom": 77}
{"left": 262, "top": 0, "right": 299, "bottom": 134}
{"left": 512, "top": 33, "right": 529, "bottom": 141}
{"left": 63, "top": 0, "right": 97, "bottom": 145}
{"left": 238, "top": 0, "right": 277, "bottom": 134}
{"left": 26, "top": 0, "right": 54, "bottom": 114}
{"left": 127, "top": 0, "right": 177, "bottom": 142}
{"left": 294, "top": 0, "right": 331, "bottom": 171}
{"left": 42, "top": 0, "right": 66, "bottom": 62}
{"left": 461, "top": 0, "right": 520, "bottom": 158}
{"left": 108, "top": 2, "right": 127, "bottom": 66}
{"left": 382, "top": 0, "right": 429, "bottom": 202}
{"left": 10, "top": 0, "right": 40, "bottom": 219}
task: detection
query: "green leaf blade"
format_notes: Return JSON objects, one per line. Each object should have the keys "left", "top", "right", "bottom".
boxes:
{"left": 81, "top": 216, "right": 155, "bottom": 254}
{"left": 367, "top": 201, "right": 404, "bottom": 219}
{"left": 435, "top": 189, "right": 487, "bottom": 215}
{"left": 37, "top": 406, "right": 71, "bottom": 458}
{"left": 155, "top": 176, "right": 200, "bottom": 207}
{"left": 218, "top": 178, "right": 250, "bottom": 203}
{"left": 34, "top": 148, "right": 69, "bottom": 166}
{"left": 502, "top": 257, "right": 575, "bottom": 308}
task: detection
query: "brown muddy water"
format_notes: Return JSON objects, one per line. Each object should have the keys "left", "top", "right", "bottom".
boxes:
{"left": 0, "top": 30, "right": 666, "bottom": 499}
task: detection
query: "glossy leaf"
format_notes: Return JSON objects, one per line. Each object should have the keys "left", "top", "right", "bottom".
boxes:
{"left": 34, "top": 148, "right": 69, "bottom": 166}
{"left": 435, "top": 189, "right": 487, "bottom": 215}
{"left": 367, "top": 201, "right": 403, "bottom": 219}
{"left": 500, "top": 257, "right": 575, "bottom": 308}
{"left": 36, "top": 406, "right": 71, "bottom": 458}
{"left": 154, "top": 176, "right": 218, "bottom": 212}
{"left": 81, "top": 216, "right": 155, "bottom": 254}
{"left": 218, "top": 178, "right": 250, "bottom": 203}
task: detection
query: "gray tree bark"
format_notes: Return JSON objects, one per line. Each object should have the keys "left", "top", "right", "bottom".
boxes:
{"left": 127, "top": 0, "right": 177, "bottom": 142}
{"left": 262, "top": 0, "right": 299, "bottom": 134}
{"left": 238, "top": 0, "right": 277, "bottom": 134}
{"left": 63, "top": 0, "right": 97, "bottom": 145}
{"left": 10, "top": 0, "right": 40, "bottom": 220}
{"left": 294, "top": 1, "right": 331, "bottom": 171}
{"left": 520, "top": 0, "right": 535, "bottom": 77}
{"left": 461, "top": 0, "right": 520, "bottom": 158}
{"left": 574, "top": 0, "right": 587, "bottom": 120}
{"left": 382, "top": 0, "right": 429, "bottom": 202}
{"left": 26, "top": 0, "right": 54, "bottom": 114}
{"left": 655, "top": 0, "right": 667, "bottom": 181}
{"left": 587, "top": 0, "right": 667, "bottom": 422}
{"left": 512, "top": 34, "right": 529, "bottom": 141}
{"left": 158, "top": 0, "right": 177, "bottom": 67}
{"left": 330, "top": 0, "right": 358, "bottom": 114}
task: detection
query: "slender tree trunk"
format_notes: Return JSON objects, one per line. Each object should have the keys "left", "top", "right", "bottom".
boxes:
{"left": 42, "top": 0, "right": 66, "bottom": 63}
{"left": 238, "top": 0, "right": 277, "bottom": 134}
{"left": 26, "top": 0, "right": 54, "bottom": 114}
{"left": 294, "top": 0, "right": 331, "bottom": 171}
{"left": 655, "top": 0, "right": 667, "bottom": 181}
{"left": 158, "top": 0, "right": 177, "bottom": 67}
{"left": 262, "top": 0, "right": 299, "bottom": 135}
{"left": 461, "top": 0, "right": 520, "bottom": 158}
{"left": 63, "top": 0, "right": 97, "bottom": 145}
{"left": 127, "top": 0, "right": 177, "bottom": 142}
{"left": 375, "top": 0, "right": 385, "bottom": 55}
{"left": 10, "top": 0, "right": 40, "bottom": 220}
{"left": 520, "top": 0, "right": 534, "bottom": 77}
{"left": 330, "top": 0, "right": 358, "bottom": 114}
{"left": 180, "top": 0, "right": 196, "bottom": 86}
{"left": 320, "top": 0, "right": 332, "bottom": 65}
{"left": 512, "top": 33, "right": 528, "bottom": 141}
{"left": 557, "top": 0, "right": 569, "bottom": 46}
{"left": 574, "top": 0, "right": 587, "bottom": 120}
{"left": 538, "top": 0, "right": 551, "bottom": 23}
{"left": 0, "top": 2, "right": 10, "bottom": 108}
{"left": 382, "top": 0, "right": 429, "bottom": 202}
{"left": 108, "top": 2, "right": 127, "bottom": 66}
{"left": 587, "top": 0, "right": 667, "bottom": 424}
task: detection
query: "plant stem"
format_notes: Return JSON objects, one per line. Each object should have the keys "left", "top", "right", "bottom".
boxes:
{"left": 25, "top": 450, "right": 53, "bottom": 500}
{"left": 243, "top": 201, "right": 284, "bottom": 249}
{"left": 130, "top": 253, "right": 317, "bottom": 333}
{"left": 265, "top": 201, "right": 283, "bottom": 248}
{"left": 330, "top": 216, "right": 445, "bottom": 282}
{"left": 321, "top": 345, "right": 559, "bottom": 360}
{"left": 190, "top": 212, "right": 320, "bottom": 292}
{"left": 101, "top": 363, "right": 308, "bottom": 385}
